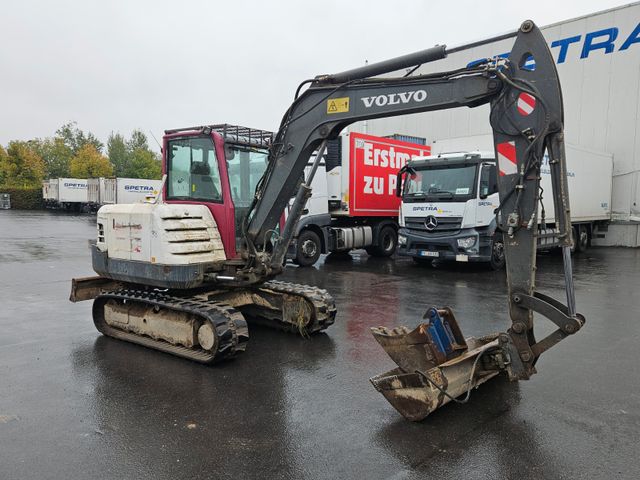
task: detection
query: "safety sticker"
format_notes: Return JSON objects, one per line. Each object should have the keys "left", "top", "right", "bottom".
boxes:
{"left": 517, "top": 92, "right": 536, "bottom": 116}
{"left": 497, "top": 141, "right": 517, "bottom": 176}
{"left": 327, "top": 97, "right": 350, "bottom": 114}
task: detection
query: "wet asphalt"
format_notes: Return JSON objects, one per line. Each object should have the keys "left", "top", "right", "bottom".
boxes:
{"left": 0, "top": 210, "right": 639, "bottom": 480}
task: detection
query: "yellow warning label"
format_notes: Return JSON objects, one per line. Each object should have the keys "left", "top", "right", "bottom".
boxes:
{"left": 327, "top": 97, "right": 349, "bottom": 114}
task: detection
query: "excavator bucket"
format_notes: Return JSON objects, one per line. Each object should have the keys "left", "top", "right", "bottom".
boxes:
{"left": 370, "top": 308, "right": 503, "bottom": 421}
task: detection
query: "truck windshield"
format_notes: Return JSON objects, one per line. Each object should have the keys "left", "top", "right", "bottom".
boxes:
{"left": 404, "top": 165, "right": 477, "bottom": 201}
{"left": 167, "top": 136, "right": 223, "bottom": 202}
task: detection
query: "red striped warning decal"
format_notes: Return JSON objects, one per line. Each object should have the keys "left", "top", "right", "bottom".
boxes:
{"left": 497, "top": 141, "right": 517, "bottom": 176}
{"left": 517, "top": 92, "right": 536, "bottom": 116}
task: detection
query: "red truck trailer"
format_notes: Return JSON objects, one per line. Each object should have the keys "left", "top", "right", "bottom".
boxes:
{"left": 289, "top": 131, "right": 430, "bottom": 266}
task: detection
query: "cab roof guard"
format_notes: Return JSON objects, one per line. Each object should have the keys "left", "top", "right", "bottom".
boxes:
{"left": 164, "top": 124, "right": 273, "bottom": 149}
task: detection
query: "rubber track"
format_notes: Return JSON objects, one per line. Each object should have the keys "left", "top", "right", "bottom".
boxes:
{"left": 255, "top": 280, "right": 337, "bottom": 334}
{"left": 93, "top": 289, "right": 249, "bottom": 364}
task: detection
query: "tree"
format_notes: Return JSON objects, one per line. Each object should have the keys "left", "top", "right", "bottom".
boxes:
{"left": 0, "top": 145, "right": 8, "bottom": 185}
{"left": 0, "top": 141, "right": 46, "bottom": 187}
{"left": 29, "top": 137, "right": 73, "bottom": 178}
{"left": 107, "top": 132, "right": 129, "bottom": 177}
{"left": 69, "top": 144, "right": 114, "bottom": 178}
{"left": 128, "top": 148, "right": 161, "bottom": 179}
{"left": 127, "top": 129, "right": 149, "bottom": 152}
{"left": 56, "top": 121, "right": 104, "bottom": 154}
{"left": 107, "top": 129, "right": 160, "bottom": 178}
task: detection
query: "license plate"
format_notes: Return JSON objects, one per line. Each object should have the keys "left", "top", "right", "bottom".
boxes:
{"left": 420, "top": 250, "right": 439, "bottom": 257}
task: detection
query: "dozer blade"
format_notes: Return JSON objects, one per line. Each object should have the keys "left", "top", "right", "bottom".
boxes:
{"left": 370, "top": 307, "right": 504, "bottom": 421}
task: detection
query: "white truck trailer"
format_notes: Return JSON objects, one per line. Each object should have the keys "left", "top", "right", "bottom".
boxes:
{"left": 396, "top": 144, "right": 613, "bottom": 268}
{"left": 288, "top": 132, "right": 430, "bottom": 266}
{"left": 42, "top": 178, "right": 88, "bottom": 211}
{"left": 87, "top": 177, "right": 162, "bottom": 209}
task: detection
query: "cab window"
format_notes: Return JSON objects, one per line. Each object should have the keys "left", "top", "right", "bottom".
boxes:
{"left": 167, "top": 136, "right": 222, "bottom": 202}
{"left": 226, "top": 145, "right": 270, "bottom": 248}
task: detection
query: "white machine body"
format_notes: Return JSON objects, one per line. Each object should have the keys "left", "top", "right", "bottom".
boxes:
{"left": 96, "top": 203, "right": 225, "bottom": 266}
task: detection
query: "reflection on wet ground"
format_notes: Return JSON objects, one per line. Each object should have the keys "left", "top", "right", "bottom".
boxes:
{"left": 1, "top": 210, "right": 639, "bottom": 479}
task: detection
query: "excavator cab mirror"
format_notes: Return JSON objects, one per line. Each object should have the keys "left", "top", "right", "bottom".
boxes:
{"left": 224, "top": 144, "right": 236, "bottom": 161}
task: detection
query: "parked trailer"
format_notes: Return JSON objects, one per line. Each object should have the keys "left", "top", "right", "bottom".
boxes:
{"left": 88, "top": 177, "right": 162, "bottom": 209}
{"left": 58, "top": 178, "right": 88, "bottom": 211}
{"left": 396, "top": 143, "right": 613, "bottom": 268}
{"left": 288, "top": 132, "right": 430, "bottom": 266}
{"left": 42, "top": 178, "right": 88, "bottom": 211}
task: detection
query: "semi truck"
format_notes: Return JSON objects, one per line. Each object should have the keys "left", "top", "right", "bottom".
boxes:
{"left": 289, "top": 132, "right": 430, "bottom": 266}
{"left": 42, "top": 178, "right": 88, "bottom": 211}
{"left": 87, "top": 177, "right": 162, "bottom": 209}
{"left": 396, "top": 142, "right": 613, "bottom": 268}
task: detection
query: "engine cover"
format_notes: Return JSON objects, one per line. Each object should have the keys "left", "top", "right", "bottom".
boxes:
{"left": 92, "top": 203, "right": 226, "bottom": 288}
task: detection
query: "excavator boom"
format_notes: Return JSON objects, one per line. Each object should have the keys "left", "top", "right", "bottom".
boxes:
{"left": 235, "top": 19, "right": 582, "bottom": 418}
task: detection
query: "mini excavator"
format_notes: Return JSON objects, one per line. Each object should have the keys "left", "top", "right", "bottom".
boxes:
{"left": 71, "top": 20, "right": 583, "bottom": 420}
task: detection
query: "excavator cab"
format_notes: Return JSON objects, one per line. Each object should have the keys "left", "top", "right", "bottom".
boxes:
{"left": 162, "top": 125, "right": 274, "bottom": 259}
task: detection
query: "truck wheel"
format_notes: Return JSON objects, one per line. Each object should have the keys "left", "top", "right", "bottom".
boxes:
{"left": 368, "top": 226, "right": 397, "bottom": 257}
{"left": 294, "top": 230, "right": 321, "bottom": 267}
{"left": 489, "top": 234, "right": 506, "bottom": 270}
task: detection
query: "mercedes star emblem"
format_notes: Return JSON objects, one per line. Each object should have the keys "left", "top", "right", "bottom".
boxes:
{"left": 424, "top": 215, "right": 438, "bottom": 231}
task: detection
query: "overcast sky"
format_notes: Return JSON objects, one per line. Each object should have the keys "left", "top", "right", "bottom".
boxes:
{"left": 0, "top": 0, "right": 630, "bottom": 150}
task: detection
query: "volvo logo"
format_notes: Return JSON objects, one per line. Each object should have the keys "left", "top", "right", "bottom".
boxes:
{"left": 360, "top": 90, "right": 428, "bottom": 108}
{"left": 424, "top": 215, "right": 438, "bottom": 231}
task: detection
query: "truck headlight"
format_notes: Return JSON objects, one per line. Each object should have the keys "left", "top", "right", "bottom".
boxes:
{"left": 398, "top": 234, "right": 407, "bottom": 246}
{"left": 457, "top": 236, "right": 476, "bottom": 249}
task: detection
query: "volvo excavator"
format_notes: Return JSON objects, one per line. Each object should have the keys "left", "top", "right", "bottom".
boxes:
{"left": 71, "top": 20, "right": 583, "bottom": 420}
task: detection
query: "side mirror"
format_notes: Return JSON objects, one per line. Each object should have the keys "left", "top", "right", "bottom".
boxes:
{"left": 224, "top": 145, "right": 235, "bottom": 161}
{"left": 395, "top": 171, "right": 404, "bottom": 198}
{"left": 395, "top": 166, "right": 414, "bottom": 198}
{"left": 479, "top": 163, "right": 497, "bottom": 199}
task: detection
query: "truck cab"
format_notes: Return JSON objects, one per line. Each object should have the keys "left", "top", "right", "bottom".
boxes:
{"left": 396, "top": 151, "right": 505, "bottom": 268}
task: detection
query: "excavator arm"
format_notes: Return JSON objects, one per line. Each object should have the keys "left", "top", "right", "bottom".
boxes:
{"left": 240, "top": 20, "right": 584, "bottom": 420}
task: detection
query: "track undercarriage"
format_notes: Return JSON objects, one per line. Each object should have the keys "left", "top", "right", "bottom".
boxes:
{"left": 71, "top": 277, "right": 336, "bottom": 363}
